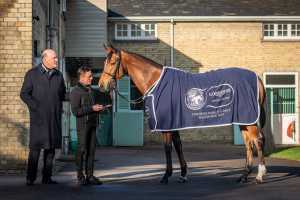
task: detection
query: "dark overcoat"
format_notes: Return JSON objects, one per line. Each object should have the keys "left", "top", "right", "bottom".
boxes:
{"left": 20, "top": 64, "right": 66, "bottom": 149}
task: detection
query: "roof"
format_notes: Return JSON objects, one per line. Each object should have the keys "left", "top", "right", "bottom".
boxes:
{"left": 108, "top": 0, "right": 300, "bottom": 17}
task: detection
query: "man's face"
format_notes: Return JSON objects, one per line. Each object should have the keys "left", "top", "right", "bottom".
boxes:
{"left": 80, "top": 71, "right": 93, "bottom": 86}
{"left": 43, "top": 51, "right": 58, "bottom": 69}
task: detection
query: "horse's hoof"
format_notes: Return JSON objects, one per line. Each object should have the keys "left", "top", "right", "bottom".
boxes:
{"left": 177, "top": 176, "right": 188, "bottom": 183}
{"left": 237, "top": 176, "right": 248, "bottom": 183}
{"left": 255, "top": 178, "right": 263, "bottom": 184}
{"left": 160, "top": 177, "right": 168, "bottom": 184}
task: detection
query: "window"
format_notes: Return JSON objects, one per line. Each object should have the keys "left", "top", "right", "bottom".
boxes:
{"left": 291, "top": 24, "right": 300, "bottom": 37}
{"left": 116, "top": 24, "right": 128, "bottom": 38}
{"left": 263, "top": 23, "right": 300, "bottom": 40}
{"left": 115, "top": 23, "right": 157, "bottom": 40}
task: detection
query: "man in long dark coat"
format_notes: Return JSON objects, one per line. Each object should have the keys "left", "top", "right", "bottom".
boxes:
{"left": 20, "top": 49, "right": 66, "bottom": 186}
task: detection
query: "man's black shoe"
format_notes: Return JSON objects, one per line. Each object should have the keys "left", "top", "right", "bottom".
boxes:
{"left": 87, "top": 176, "right": 103, "bottom": 185}
{"left": 78, "top": 176, "right": 88, "bottom": 186}
{"left": 42, "top": 178, "right": 58, "bottom": 184}
{"left": 26, "top": 179, "right": 34, "bottom": 186}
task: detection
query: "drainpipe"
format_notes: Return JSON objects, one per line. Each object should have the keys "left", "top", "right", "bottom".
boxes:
{"left": 170, "top": 18, "right": 175, "bottom": 67}
{"left": 47, "top": 0, "right": 51, "bottom": 48}
{"left": 46, "top": 0, "right": 51, "bottom": 48}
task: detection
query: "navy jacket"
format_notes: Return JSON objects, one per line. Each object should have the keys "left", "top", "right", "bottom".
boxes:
{"left": 20, "top": 64, "right": 66, "bottom": 149}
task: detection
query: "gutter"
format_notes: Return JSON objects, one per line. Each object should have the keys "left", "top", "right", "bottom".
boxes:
{"left": 108, "top": 16, "right": 300, "bottom": 22}
{"left": 170, "top": 18, "right": 174, "bottom": 67}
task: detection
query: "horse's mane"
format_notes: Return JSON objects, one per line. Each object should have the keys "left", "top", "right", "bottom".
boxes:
{"left": 122, "top": 50, "right": 163, "bottom": 69}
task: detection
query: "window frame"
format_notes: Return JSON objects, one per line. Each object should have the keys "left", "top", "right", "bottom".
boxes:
{"left": 263, "top": 72, "right": 298, "bottom": 88}
{"left": 114, "top": 23, "right": 158, "bottom": 41}
{"left": 263, "top": 22, "right": 300, "bottom": 41}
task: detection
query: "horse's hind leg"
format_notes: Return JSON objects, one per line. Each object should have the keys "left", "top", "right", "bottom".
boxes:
{"left": 238, "top": 126, "right": 254, "bottom": 183}
{"left": 253, "top": 129, "right": 267, "bottom": 184}
{"left": 160, "top": 132, "right": 173, "bottom": 184}
{"left": 172, "top": 132, "right": 188, "bottom": 183}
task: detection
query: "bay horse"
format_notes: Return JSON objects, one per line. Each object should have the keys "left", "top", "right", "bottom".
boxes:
{"left": 98, "top": 45, "right": 267, "bottom": 184}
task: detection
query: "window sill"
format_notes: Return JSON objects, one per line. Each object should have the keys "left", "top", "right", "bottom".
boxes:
{"left": 112, "top": 39, "right": 160, "bottom": 43}
{"left": 262, "top": 38, "right": 300, "bottom": 42}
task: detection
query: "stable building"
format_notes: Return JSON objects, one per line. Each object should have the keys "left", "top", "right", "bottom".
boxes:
{"left": 107, "top": 0, "right": 300, "bottom": 145}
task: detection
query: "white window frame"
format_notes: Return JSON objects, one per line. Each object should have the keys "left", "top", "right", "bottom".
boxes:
{"left": 115, "top": 23, "right": 157, "bottom": 40}
{"left": 263, "top": 23, "right": 300, "bottom": 41}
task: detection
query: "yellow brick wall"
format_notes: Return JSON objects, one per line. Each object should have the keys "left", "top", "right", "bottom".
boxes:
{"left": 172, "top": 22, "right": 300, "bottom": 75}
{"left": 0, "top": 0, "right": 32, "bottom": 170}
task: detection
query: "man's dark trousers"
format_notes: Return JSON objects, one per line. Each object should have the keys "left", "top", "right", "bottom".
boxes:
{"left": 76, "top": 124, "right": 97, "bottom": 177}
{"left": 27, "top": 148, "right": 55, "bottom": 182}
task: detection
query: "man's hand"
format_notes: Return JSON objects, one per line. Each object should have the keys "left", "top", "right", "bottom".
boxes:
{"left": 92, "top": 104, "right": 104, "bottom": 112}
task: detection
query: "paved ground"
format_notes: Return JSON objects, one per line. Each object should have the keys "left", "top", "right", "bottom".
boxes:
{"left": 0, "top": 144, "right": 300, "bottom": 200}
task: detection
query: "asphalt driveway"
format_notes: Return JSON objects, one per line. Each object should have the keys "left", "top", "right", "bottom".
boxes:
{"left": 0, "top": 144, "right": 299, "bottom": 200}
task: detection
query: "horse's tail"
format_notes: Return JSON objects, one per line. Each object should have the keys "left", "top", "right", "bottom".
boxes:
{"left": 257, "top": 77, "right": 267, "bottom": 152}
{"left": 259, "top": 105, "right": 266, "bottom": 129}
{"left": 258, "top": 77, "right": 266, "bottom": 129}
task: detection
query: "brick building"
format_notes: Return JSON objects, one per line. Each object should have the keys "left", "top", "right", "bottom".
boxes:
{"left": 107, "top": 0, "right": 300, "bottom": 144}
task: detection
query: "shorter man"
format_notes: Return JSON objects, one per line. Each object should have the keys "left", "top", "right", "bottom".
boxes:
{"left": 70, "top": 66, "right": 105, "bottom": 185}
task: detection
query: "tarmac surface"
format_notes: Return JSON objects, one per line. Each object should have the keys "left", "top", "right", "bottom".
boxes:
{"left": 0, "top": 144, "right": 299, "bottom": 200}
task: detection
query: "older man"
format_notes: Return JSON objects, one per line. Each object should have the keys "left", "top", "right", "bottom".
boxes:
{"left": 20, "top": 49, "right": 66, "bottom": 186}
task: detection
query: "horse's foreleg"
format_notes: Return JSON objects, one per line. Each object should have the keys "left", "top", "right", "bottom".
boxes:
{"left": 160, "top": 132, "right": 173, "bottom": 184}
{"left": 172, "top": 132, "right": 188, "bottom": 183}
{"left": 254, "top": 130, "right": 267, "bottom": 184}
{"left": 238, "top": 127, "right": 254, "bottom": 183}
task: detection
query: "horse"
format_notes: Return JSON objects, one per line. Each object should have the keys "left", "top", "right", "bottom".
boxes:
{"left": 98, "top": 44, "right": 267, "bottom": 184}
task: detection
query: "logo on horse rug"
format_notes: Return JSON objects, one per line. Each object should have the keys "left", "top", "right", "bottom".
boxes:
{"left": 145, "top": 67, "right": 260, "bottom": 131}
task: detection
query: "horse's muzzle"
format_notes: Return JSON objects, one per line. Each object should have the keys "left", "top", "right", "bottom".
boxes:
{"left": 99, "top": 79, "right": 116, "bottom": 93}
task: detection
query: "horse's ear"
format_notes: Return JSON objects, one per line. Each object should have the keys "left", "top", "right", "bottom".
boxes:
{"left": 107, "top": 42, "right": 117, "bottom": 51}
{"left": 103, "top": 43, "right": 114, "bottom": 53}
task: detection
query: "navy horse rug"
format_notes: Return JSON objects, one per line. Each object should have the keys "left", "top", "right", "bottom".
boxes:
{"left": 144, "top": 67, "right": 260, "bottom": 132}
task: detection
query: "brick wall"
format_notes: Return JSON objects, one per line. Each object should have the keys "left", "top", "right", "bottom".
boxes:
{"left": 0, "top": 0, "right": 32, "bottom": 171}
{"left": 108, "top": 21, "right": 300, "bottom": 144}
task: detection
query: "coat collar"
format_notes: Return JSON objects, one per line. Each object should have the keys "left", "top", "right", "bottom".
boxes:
{"left": 38, "top": 63, "right": 58, "bottom": 76}
{"left": 77, "top": 82, "right": 91, "bottom": 92}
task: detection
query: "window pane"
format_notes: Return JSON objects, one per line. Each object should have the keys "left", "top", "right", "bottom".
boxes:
{"left": 131, "top": 24, "right": 141, "bottom": 37}
{"left": 292, "top": 30, "right": 296, "bottom": 36}
{"left": 266, "top": 74, "right": 295, "bottom": 85}
{"left": 263, "top": 24, "right": 275, "bottom": 37}
{"left": 292, "top": 24, "right": 296, "bottom": 29}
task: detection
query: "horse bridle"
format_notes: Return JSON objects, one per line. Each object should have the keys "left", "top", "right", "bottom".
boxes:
{"left": 103, "top": 50, "right": 121, "bottom": 80}
{"left": 103, "top": 50, "right": 145, "bottom": 105}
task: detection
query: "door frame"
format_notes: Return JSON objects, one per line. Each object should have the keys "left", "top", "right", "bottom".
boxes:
{"left": 263, "top": 72, "right": 299, "bottom": 144}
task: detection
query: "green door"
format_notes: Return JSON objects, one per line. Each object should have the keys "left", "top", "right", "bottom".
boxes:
{"left": 267, "top": 87, "right": 297, "bottom": 144}
{"left": 267, "top": 88, "right": 295, "bottom": 114}
{"left": 112, "top": 76, "right": 144, "bottom": 146}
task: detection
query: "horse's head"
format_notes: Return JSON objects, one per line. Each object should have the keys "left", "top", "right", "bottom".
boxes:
{"left": 99, "top": 44, "right": 126, "bottom": 92}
